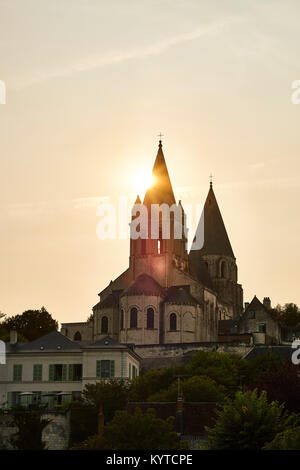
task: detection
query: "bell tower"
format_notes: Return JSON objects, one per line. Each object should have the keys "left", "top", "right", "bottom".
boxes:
{"left": 189, "top": 181, "right": 243, "bottom": 317}
{"left": 129, "top": 140, "right": 188, "bottom": 286}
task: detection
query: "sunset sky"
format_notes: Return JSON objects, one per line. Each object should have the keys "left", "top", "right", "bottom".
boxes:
{"left": 0, "top": 0, "right": 300, "bottom": 324}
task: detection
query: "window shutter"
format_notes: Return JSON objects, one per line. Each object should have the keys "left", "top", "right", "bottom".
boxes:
{"left": 110, "top": 360, "right": 115, "bottom": 378}
{"left": 13, "top": 365, "right": 22, "bottom": 382}
{"left": 96, "top": 360, "right": 101, "bottom": 378}
{"left": 68, "top": 364, "right": 74, "bottom": 381}
{"left": 62, "top": 364, "right": 67, "bottom": 381}
{"left": 33, "top": 364, "right": 42, "bottom": 381}
{"left": 49, "top": 364, "right": 55, "bottom": 381}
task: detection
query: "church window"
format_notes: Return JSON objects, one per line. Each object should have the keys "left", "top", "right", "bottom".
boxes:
{"left": 220, "top": 260, "right": 227, "bottom": 278}
{"left": 158, "top": 240, "right": 161, "bottom": 254}
{"left": 120, "top": 310, "right": 124, "bottom": 330}
{"left": 101, "top": 316, "right": 108, "bottom": 334}
{"left": 147, "top": 308, "right": 154, "bottom": 329}
{"left": 74, "top": 331, "right": 81, "bottom": 341}
{"left": 130, "top": 308, "right": 138, "bottom": 328}
{"left": 141, "top": 239, "right": 146, "bottom": 255}
{"left": 170, "top": 313, "right": 177, "bottom": 331}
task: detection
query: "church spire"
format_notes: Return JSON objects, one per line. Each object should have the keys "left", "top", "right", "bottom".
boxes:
{"left": 191, "top": 182, "right": 234, "bottom": 258}
{"left": 143, "top": 140, "right": 176, "bottom": 206}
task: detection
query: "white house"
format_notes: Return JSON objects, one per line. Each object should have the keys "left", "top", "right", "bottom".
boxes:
{"left": 0, "top": 331, "right": 140, "bottom": 409}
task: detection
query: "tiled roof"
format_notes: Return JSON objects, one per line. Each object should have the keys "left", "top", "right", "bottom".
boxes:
{"left": 243, "top": 345, "right": 293, "bottom": 360}
{"left": 93, "top": 291, "right": 120, "bottom": 310}
{"left": 122, "top": 273, "right": 165, "bottom": 297}
{"left": 82, "top": 336, "right": 128, "bottom": 349}
{"left": 6, "top": 331, "right": 81, "bottom": 353}
{"left": 164, "top": 286, "right": 199, "bottom": 306}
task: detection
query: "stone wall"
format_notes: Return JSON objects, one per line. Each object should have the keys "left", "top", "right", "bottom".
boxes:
{"left": 135, "top": 341, "right": 252, "bottom": 360}
{"left": 0, "top": 411, "right": 70, "bottom": 450}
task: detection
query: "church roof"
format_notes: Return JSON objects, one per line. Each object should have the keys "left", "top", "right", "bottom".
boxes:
{"left": 164, "top": 286, "right": 199, "bottom": 306}
{"left": 192, "top": 183, "right": 234, "bottom": 258}
{"left": 143, "top": 141, "right": 176, "bottom": 206}
{"left": 93, "top": 291, "right": 120, "bottom": 310}
{"left": 122, "top": 273, "right": 165, "bottom": 297}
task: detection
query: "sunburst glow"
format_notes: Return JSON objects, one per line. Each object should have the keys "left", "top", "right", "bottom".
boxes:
{"left": 132, "top": 171, "right": 156, "bottom": 196}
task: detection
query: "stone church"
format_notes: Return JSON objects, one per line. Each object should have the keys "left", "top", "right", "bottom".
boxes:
{"left": 61, "top": 141, "right": 243, "bottom": 346}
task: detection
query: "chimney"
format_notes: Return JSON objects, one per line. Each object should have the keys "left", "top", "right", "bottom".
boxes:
{"left": 244, "top": 302, "right": 249, "bottom": 311}
{"left": 263, "top": 297, "right": 271, "bottom": 310}
{"left": 10, "top": 330, "right": 17, "bottom": 345}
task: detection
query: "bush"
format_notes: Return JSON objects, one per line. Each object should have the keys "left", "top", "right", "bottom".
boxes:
{"left": 206, "top": 389, "right": 296, "bottom": 450}
{"left": 263, "top": 427, "right": 300, "bottom": 450}
{"left": 10, "top": 406, "right": 51, "bottom": 450}
{"left": 148, "top": 375, "right": 226, "bottom": 403}
{"left": 102, "top": 408, "right": 188, "bottom": 450}
{"left": 82, "top": 379, "right": 130, "bottom": 422}
{"left": 251, "top": 361, "right": 300, "bottom": 413}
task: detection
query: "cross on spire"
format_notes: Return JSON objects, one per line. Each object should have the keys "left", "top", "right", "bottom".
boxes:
{"left": 209, "top": 173, "right": 213, "bottom": 187}
{"left": 158, "top": 133, "right": 164, "bottom": 146}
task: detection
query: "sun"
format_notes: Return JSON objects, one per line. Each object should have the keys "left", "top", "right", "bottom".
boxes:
{"left": 132, "top": 171, "right": 155, "bottom": 197}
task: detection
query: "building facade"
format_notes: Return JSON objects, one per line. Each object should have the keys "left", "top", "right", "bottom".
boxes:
{"left": 61, "top": 141, "right": 244, "bottom": 346}
{"left": 0, "top": 331, "right": 140, "bottom": 409}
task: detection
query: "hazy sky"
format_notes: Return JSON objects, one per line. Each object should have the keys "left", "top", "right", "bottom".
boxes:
{"left": 0, "top": 0, "right": 300, "bottom": 325}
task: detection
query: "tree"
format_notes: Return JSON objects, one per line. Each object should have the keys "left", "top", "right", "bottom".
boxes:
{"left": 206, "top": 389, "right": 296, "bottom": 450}
{"left": 148, "top": 375, "right": 226, "bottom": 403}
{"left": 1, "top": 307, "right": 58, "bottom": 341}
{"left": 10, "top": 406, "right": 51, "bottom": 450}
{"left": 129, "top": 368, "right": 177, "bottom": 402}
{"left": 244, "top": 351, "right": 285, "bottom": 385}
{"left": 82, "top": 379, "right": 130, "bottom": 422}
{"left": 251, "top": 361, "right": 300, "bottom": 413}
{"left": 263, "top": 426, "right": 300, "bottom": 450}
{"left": 184, "top": 350, "right": 245, "bottom": 395}
{"left": 277, "top": 303, "right": 300, "bottom": 329}
{"left": 102, "top": 408, "right": 187, "bottom": 450}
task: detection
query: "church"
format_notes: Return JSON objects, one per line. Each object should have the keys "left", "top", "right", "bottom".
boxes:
{"left": 61, "top": 140, "right": 243, "bottom": 346}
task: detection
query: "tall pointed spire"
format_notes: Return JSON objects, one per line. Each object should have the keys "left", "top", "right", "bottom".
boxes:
{"left": 194, "top": 183, "right": 234, "bottom": 258}
{"left": 143, "top": 140, "right": 176, "bottom": 206}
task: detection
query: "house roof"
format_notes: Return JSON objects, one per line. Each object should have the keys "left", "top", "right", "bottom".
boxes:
{"left": 82, "top": 336, "right": 128, "bottom": 349}
{"left": 242, "top": 296, "right": 279, "bottom": 322}
{"left": 243, "top": 345, "right": 293, "bottom": 360}
{"left": 218, "top": 319, "right": 239, "bottom": 334}
{"left": 122, "top": 273, "right": 165, "bottom": 297}
{"left": 164, "top": 286, "right": 199, "bottom": 306}
{"left": 6, "top": 331, "right": 81, "bottom": 353}
{"left": 5, "top": 332, "right": 141, "bottom": 361}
